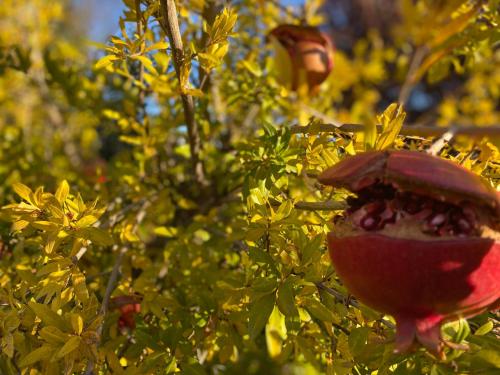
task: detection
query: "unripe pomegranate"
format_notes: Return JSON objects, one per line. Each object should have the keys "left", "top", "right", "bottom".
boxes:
{"left": 268, "top": 24, "right": 334, "bottom": 93}
{"left": 318, "top": 150, "right": 500, "bottom": 356}
{"left": 110, "top": 295, "right": 141, "bottom": 330}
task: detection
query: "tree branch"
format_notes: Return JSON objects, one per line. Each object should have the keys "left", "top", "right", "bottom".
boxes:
{"left": 159, "top": 0, "right": 207, "bottom": 186}
{"left": 398, "top": 46, "right": 428, "bottom": 106}
{"left": 290, "top": 123, "right": 500, "bottom": 138}
{"left": 294, "top": 200, "right": 346, "bottom": 211}
{"left": 315, "top": 282, "right": 395, "bottom": 329}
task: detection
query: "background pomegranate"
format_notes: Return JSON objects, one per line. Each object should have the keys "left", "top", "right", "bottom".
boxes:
{"left": 268, "top": 24, "right": 334, "bottom": 93}
{"left": 318, "top": 150, "right": 500, "bottom": 356}
{"left": 110, "top": 295, "right": 142, "bottom": 330}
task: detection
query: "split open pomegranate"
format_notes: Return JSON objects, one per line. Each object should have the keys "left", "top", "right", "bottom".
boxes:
{"left": 318, "top": 150, "right": 500, "bottom": 356}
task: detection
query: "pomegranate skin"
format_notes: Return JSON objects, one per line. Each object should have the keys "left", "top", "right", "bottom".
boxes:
{"left": 328, "top": 233, "right": 500, "bottom": 354}
{"left": 318, "top": 150, "right": 499, "bottom": 215}
{"left": 269, "top": 24, "right": 334, "bottom": 93}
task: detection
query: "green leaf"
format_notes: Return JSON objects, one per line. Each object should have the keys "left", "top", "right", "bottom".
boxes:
{"left": 56, "top": 336, "right": 81, "bottom": 358}
{"left": 348, "top": 327, "right": 370, "bottom": 358}
{"left": 28, "top": 302, "right": 68, "bottom": 331}
{"left": 277, "top": 278, "right": 298, "bottom": 317}
{"left": 19, "top": 345, "right": 55, "bottom": 367}
{"left": 248, "top": 293, "right": 275, "bottom": 339}
{"left": 304, "top": 298, "right": 337, "bottom": 323}
{"left": 78, "top": 227, "right": 113, "bottom": 246}
{"left": 475, "top": 321, "right": 494, "bottom": 336}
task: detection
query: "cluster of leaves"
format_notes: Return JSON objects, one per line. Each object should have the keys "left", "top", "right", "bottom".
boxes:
{"left": 0, "top": 0, "right": 499, "bottom": 374}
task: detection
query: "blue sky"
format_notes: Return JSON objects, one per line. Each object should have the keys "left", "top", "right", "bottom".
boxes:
{"left": 82, "top": 0, "right": 305, "bottom": 42}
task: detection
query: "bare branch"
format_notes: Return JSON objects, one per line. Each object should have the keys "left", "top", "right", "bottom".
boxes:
{"left": 290, "top": 123, "right": 500, "bottom": 138}
{"left": 159, "top": 0, "right": 207, "bottom": 186}
{"left": 294, "top": 200, "right": 346, "bottom": 211}
{"left": 398, "top": 46, "right": 428, "bottom": 106}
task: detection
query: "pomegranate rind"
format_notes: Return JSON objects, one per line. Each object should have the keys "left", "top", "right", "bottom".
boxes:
{"left": 328, "top": 233, "right": 500, "bottom": 354}
{"left": 318, "top": 151, "right": 499, "bottom": 217}
{"left": 269, "top": 24, "right": 333, "bottom": 50}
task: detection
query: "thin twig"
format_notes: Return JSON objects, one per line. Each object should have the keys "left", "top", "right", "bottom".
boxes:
{"left": 315, "top": 282, "right": 396, "bottom": 329}
{"left": 84, "top": 247, "right": 127, "bottom": 375}
{"left": 290, "top": 123, "right": 500, "bottom": 138}
{"left": 427, "top": 127, "right": 457, "bottom": 156}
{"left": 398, "top": 46, "right": 428, "bottom": 105}
{"left": 83, "top": 252, "right": 121, "bottom": 373}
{"left": 159, "top": 0, "right": 207, "bottom": 186}
{"left": 293, "top": 200, "right": 346, "bottom": 211}
{"left": 84, "top": 200, "right": 150, "bottom": 374}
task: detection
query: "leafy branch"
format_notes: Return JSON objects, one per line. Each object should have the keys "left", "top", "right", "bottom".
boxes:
{"left": 159, "top": 0, "right": 207, "bottom": 187}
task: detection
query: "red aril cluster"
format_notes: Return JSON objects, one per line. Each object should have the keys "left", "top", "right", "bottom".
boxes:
{"left": 345, "top": 183, "right": 481, "bottom": 237}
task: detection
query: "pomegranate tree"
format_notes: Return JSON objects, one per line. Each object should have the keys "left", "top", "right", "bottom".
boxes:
{"left": 318, "top": 150, "right": 500, "bottom": 356}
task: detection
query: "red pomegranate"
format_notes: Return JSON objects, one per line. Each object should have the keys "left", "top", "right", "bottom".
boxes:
{"left": 268, "top": 24, "right": 334, "bottom": 93}
{"left": 318, "top": 150, "right": 500, "bottom": 356}
{"left": 110, "top": 295, "right": 142, "bottom": 330}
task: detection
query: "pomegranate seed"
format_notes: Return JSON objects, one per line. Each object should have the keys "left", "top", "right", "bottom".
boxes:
{"left": 457, "top": 219, "right": 471, "bottom": 233}
{"left": 361, "top": 215, "right": 380, "bottom": 231}
{"left": 414, "top": 208, "right": 433, "bottom": 220}
{"left": 364, "top": 201, "right": 385, "bottom": 215}
{"left": 429, "top": 213, "right": 446, "bottom": 227}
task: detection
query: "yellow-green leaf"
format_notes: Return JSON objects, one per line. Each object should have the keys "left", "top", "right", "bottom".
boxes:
{"left": 375, "top": 103, "right": 406, "bottom": 150}
{"left": 55, "top": 180, "right": 70, "bottom": 204}
{"left": 28, "top": 302, "right": 68, "bottom": 331}
{"left": 19, "top": 345, "right": 55, "bottom": 367}
{"left": 70, "top": 314, "right": 84, "bottom": 335}
{"left": 12, "top": 183, "right": 33, "bottom": 204}
{"left": 248, "top": 293, "right": 275, "bottom": 339}
{"left": 56, "top": 336, "right": 81, "bottom": 358}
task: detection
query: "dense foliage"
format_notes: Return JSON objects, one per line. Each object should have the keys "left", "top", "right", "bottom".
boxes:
{"left": 0, "top": 0, "right": 499, "bottom": 374}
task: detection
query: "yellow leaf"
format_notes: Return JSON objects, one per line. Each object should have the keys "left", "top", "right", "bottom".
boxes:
{"left": 12, "top": 182, "right": 34, "bottom": 204}
{"left": 55, "top": 180, "right": 69, "bottom": 204}
{"left": 75, "top": 215, "right": 98, "bottom": 228}
{"left": 375, "top": 103, "right": 406, "bottom": 150}
{"left": 94, "top": 55, "right": 119, "bottom": 70}
{"left": 72, "top": 271, "right": 89, "bottom": 303}
{"left": 265, "top": 306, "right": 287, "bottom": 358}
{"left": 11, "top": 220, "right": 30, "bottom": 231}
{"left": 56, "top": 336, "right": 81, "bottom": 358}
{"left": 69, "top": 314, "right": 83, "bottom": 335}
{"left": 32, "top": 221, "right": 59, "bottom": 231}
